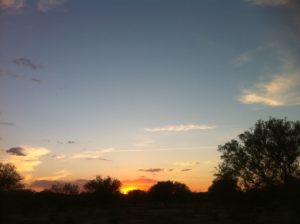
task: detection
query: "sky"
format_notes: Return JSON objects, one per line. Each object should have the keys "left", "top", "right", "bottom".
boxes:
{"left": 0, "top": 0, "right": 299, "bottom": 192}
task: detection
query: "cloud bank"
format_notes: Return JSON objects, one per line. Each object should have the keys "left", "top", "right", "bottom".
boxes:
{"left": 3, "top": 146, "right": 50, "bottom": 172}
{"left": 0, "top": 0, "right": 66, "bottom": 11}
{"left": 145, "top": 124, "right": 216, "bottom": 132}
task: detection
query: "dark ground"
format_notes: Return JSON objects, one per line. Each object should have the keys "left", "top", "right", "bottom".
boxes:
{"left": 2, "top": 203, "right": 300, "bottom": 224}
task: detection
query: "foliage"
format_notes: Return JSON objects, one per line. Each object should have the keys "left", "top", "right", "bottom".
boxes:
{"left": 50, "top": 183, "right": 79, "bottom": 195}
{"left": 0, "top": 162, "right": 23, "bottom": 192}
{"left": 216, "top": 118, "right": 300, "bottom": 190}
{"left": 84, "top": 176, "right": 121, "bottom": 195}
{"left": 149, "top": 181, "right": 191, "bottom": 203}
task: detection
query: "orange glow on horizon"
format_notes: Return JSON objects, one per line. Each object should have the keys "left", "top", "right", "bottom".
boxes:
{"left": 121, "top": 186, "right": 142, "bottom": 194}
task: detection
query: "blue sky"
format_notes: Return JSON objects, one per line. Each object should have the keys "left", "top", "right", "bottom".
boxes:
{"left": 0, "top": 0, "right": 299, "bottom": 191}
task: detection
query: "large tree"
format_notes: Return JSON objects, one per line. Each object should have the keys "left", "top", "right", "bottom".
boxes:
{"left": 0, "top": 163, "right": 23, "bottom": 192}
{"left": 215, "top": 118, "right": 300, "bottom": 190}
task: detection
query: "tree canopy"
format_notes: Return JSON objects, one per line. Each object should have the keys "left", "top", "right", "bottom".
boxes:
{"left": 149, "top": 181, "right": 191, "bottom": 203}
{"left": 84, "top": 176, "right": 121, "bottom": 195}
{"left": 215, "top": 118, "right": 300, "bottom": 191}
{"left": 0, "top": 162, "right": 23, "bottom": 192}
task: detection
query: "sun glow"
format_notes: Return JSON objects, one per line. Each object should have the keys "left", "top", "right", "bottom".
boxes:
{"left": 121, "top": 186, "right": 140, "bottom": 194}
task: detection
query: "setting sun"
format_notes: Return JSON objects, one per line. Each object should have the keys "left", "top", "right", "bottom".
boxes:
{"left": 121, "top": 186, "right": 141, "bottom": 194}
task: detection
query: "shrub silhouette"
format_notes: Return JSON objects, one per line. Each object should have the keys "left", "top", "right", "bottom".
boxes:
{"left": 50, "top": 182, "right": 79, "bottom": 195}
{"left": 149, "top": 181, "right": 191, "bottom": 205}
{"left": 215, "top": 118, "right": 300, "bottom": 191}
{"left": 0, "top": 162, "right": 23, "bottom": 192}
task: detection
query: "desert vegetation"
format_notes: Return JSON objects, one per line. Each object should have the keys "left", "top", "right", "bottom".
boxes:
{"left": 1, "top": 118, "right": 300, "bottom": 223}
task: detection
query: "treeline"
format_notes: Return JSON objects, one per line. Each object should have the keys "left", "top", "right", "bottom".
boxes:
{"left": 1, "top": 117, "right": 300, "bottom": 212}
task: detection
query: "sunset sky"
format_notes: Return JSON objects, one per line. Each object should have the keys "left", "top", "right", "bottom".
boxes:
{"left": 0, "top": 0, "right": 299, "bottom": 192}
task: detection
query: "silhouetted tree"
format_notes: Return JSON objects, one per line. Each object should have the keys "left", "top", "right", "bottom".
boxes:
{"left": 83, "top": 176, "right": 121, "bottom": 204}
{"left": 0, "top": 162, "right": 23, "bottom": 192}
{"left": 126, "top": 189, "right": 148, "bottom": 203}
{"left": 50, "top": 183, "right": 79, "bottom": 195}
{"left": 216, "top": 118, "right": 300, "bottom": 190}
{"left": 149, "top": 181, "right": 191, "bottom": 205}
{"left": 208, "top": 170, "right": 239, "bottom": 199}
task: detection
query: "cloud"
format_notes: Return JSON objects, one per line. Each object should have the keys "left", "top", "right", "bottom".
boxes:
{"left": 173, "top": 161, "right": 200, "bottom": 167}
{"left": 233, "top": 47, "right": 263, "bottom": 66}
{"left": 3, "top": 146, "right": 50, "bottom": 172}
{"left": 239, "top": 71, "right": 300, "bottom": 106}
{"left": 6, "top": 147, "right": 26, "bottom": 156}
{"left": 0, "top": 69, "right": 20, "bottom": 79}
{"left": 13, "top": 58, "right": 43, "bottom": 70}
{"left": 247, "top": 0, "right": 291, "bottom": 6}
{"left": 138, "top": 168, "right": 164, "bottom": 173}
{"left": 0, "top": 121, "right": 14, "bottom": 126}
{"left": 72, "top": 148, "right": 113, "bottom": 160}
{"left": 239, "top": 48, "right": 300, "bottom": 106}
{"left": 181, "top": 168, "right": 192, "bottom": 172}
{"left": 35, "top": 170, "right": 71, "bottom": 181}
{"left": 145, "top": 124, "right": 216, "bottom": 132}
{"left": 68, "top": 140, "right": 75, "bottom": 144}
{"left": 31, "top": 78, "right": 42, "bottom": 84}
{"left": 0, "top": 0, "right": 25, "bottom": 9}
{"left": 37, "top": 0, "right": 66, "bottom": 12}
{"left": 50, "top": 154, "right": 66, "bottom": 160}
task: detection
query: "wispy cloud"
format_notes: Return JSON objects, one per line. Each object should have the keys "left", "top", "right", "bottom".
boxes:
{"left": 0, "top": 69, "right": 20, "bottom": 79}
{"left": 145, "top": 124, "right": 216, "bottom": 132}
{"left": 50, "top": 154, "right": 66, "bottom": 160}
{"left": 0, "top": 121, "right": 14, "bottom": 126}
{"left": 31, "top": 78, "right": 42, "bottom": 84}
{"left": 37, "top": 0, "right": 66, "bottom": 12}
{"left": 239, "top": 70, "right": 300, "bottom": 106}
{"left": 13, "top": 58, "right": 43, "bottom": 70}
{"left": 247, "top": 0, "right": 291, "bottom": 6}
{"left": 35, "top": 170, "right": 71, "bottom": 181}
{"left": 173, "top": 161, "right": 200, "bottom": 167}
{"left": 181, "top": 168, "right": 192, "bottom": 172}
{"left": 138, "top": 168, "right": 164, "bottom": 173}
{"left": 239, "top": 48, "right": 300, "bottom": 106}
{"left": 3, "top": 146, "right": 50, "bottom": 172}
{"left": 233, "top": 47, "right": 263, "bottom": 66}
{"left": 0, "top": 0, "right": 25, "bottom": 9}
{"left": 72, "top": 148, "right": 113, "bottom": 161}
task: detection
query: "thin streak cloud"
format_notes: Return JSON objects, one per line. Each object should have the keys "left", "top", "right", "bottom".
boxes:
{"left": 145, "top": 124, "right": 216, "bottom": 132}
{"left": 247, "top": 0, "right": 291, "bottom": 6}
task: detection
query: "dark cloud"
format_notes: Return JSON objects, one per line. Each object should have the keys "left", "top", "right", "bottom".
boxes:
{"left": 181, "top": 168, "right": 192, "bottom": 172}
{"left": 6, "top": 147, "right": 26, "bottom": 156}
{"left": 13, "top": 58, "right": 43, "bottom": 70}
{"left": 31, "top": 78, "right": 42, "bottom": 84}
{"left": 138, "top": 168, "right": 164, "bottom": 173}
{"left": 68, "top": 141, "right": 76, "bottom": 144}
{"left": 30, "top": 179, "right": 88, "bottom": 190}
{"left": 169, "top": 169, "right": 174, "bottom": 172}
{"left": 0, "top": 121, "right": 14, "bottom": 126}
